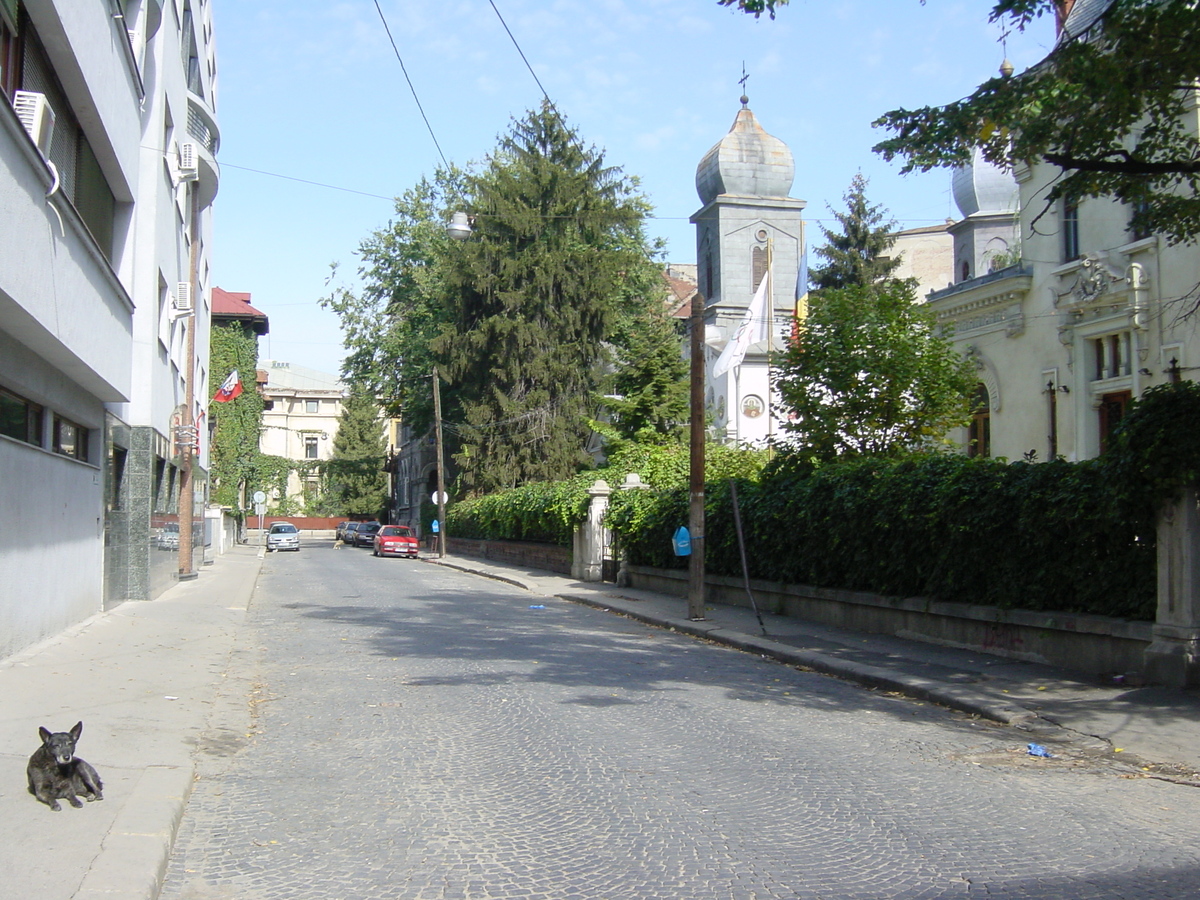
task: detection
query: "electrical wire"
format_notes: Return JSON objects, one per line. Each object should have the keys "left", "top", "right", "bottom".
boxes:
{"left": 487, "top": 0, "right": 553, "bottom": 106}
{"left": 373, "top": 0, "right": 450, "bottom": 168}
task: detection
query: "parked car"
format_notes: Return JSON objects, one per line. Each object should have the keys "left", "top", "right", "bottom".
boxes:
{"left": 155, "top": 523, "right": 180, "bottom": 550}
{"left": 340, "top": 522, "right": 367, "bottom": 544}
{"left": 373, "top": 525, "right": 419, "bottom": 558}
{"left": 266, "top": 521, "right": 301, "bottom": 552}
{"left": 335, "top": 521, "right": 355, "bottom": 543}
{"left": 353, "top": 522, "right": 382, "bottom": 547}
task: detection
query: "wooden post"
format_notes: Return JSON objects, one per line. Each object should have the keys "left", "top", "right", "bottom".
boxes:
{"left": 433, "top": 368, "right": 448, "bottom": 558}
{"left": 688, "top": 291, "right": 706, "bottom": 620}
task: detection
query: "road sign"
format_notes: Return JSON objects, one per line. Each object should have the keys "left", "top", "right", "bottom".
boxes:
{"left": 253, "top": 490, "right": 266, "bottom": 504}
{"left": 431, "top": 491, "right": 448, "bottom": 505}
{"left": 431, "top": 519, "right": 440, "bottom": 533}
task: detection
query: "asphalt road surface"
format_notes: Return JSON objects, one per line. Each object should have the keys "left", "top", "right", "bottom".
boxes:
{"left": 161, "top": 542, "right": 1200, "bottom": 899}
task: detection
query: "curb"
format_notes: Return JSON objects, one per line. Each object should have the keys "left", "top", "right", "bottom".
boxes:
{"left": 73, "top": 765, "right": 195, "bottom": 900}
{"left": 560, "top": 591, "right": 1045, "bottom": 727}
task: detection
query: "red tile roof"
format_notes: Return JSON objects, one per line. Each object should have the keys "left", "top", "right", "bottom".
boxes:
{"left": 212, "top": 287, "right": 269, "bottom": 335}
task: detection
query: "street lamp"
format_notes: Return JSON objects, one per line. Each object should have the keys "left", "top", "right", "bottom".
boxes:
{"left": 447, "top": 211, "right": 473, "bottom": 242}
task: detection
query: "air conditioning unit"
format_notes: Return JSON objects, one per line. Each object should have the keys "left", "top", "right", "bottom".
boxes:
{"left": 178, "top": 142, "right": 198, "bottom": 181}
{"left": 175, "top": 282, "right": 193, "bottom": 312}
{"left": 12, "top": 91, "right": 56, "bottom": 157}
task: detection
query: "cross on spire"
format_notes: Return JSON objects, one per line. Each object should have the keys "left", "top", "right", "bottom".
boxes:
{"left": 739, "top": 64, "right": 749, "bottom": 105}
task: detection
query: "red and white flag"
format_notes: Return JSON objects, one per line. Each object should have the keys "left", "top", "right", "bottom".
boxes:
{"left": 212, "top": 369, "right": 243, "bottom": 403}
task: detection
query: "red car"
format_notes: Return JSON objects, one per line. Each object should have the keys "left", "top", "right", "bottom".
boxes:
{"left": 373, "top": 525, "right": 420, "bottom": 558}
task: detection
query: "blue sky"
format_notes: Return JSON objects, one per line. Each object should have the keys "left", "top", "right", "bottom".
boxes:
{"left": 211, "top": 0, "right": 1055, "bottom": 377}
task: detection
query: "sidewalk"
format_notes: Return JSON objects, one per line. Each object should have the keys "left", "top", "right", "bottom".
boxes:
{"left": 0, "top": 544, "right": 264, "bottom": 900}
{"left": 429, "top": 554, "right": 1200, "bottom": 780}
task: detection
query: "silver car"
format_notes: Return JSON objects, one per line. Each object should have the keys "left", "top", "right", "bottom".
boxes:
{"left": 266, "top": 522, "right": 300, "bottom": 552}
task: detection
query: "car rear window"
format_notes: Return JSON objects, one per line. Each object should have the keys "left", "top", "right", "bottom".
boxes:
{"left": 270, "top": 524, "right": 298, "bottom": 533}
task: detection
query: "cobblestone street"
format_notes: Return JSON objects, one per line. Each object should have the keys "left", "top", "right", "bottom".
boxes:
{"left": 161, "top": 546, "right": 1200, "bottom": 899}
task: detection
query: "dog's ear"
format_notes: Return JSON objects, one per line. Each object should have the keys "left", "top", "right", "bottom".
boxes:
{"left": 39, "top": 726, "right": 52, "bottom": 743}
{"left": 70, "top": 722, "right": 83, "bottom": 740}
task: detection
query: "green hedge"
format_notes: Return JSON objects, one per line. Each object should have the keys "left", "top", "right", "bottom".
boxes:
{"left": 446, "top": 442, "right": 769, "bottom": 545}
{"left": 452, "top": 384, "right": 1200, "bottom": 622}
{"left": 609, "top": 455, "right": 1156, "bottom": 620}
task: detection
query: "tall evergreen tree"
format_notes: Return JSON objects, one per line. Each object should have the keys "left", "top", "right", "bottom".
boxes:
{"left": 438, "top": 102, "right": 658, "bottom": 493}
{"left": 603, "top": 275, "right": 690, "bottom": 446}
{"left": 810, "top": 173, "right": 902, "bottom": 290}
{"left": 327, "top": 388, "right": 388, "bottom": 517}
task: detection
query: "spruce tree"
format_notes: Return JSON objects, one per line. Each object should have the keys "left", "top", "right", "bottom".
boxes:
{"left": 327, "top": 388, "right": 388, "bottom": 517}
{"left": 438, "top": 102, "right": 656, "bottom": 492}
{"left": 810, "top": 173, "right": 902, "bottom": 290}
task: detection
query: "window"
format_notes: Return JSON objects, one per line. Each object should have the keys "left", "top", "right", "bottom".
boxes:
{"left": 751, "top": 246, "right": 767, "bottom": 292}
{"left": 967, "top": 384, "right": 990, "bottom": 458}
{"left": 1129, "top": 198, "right": 1152, "bottom": 241}
{"left": 960, "top": 261, "right": 970, "bottom": 282}
{"left": 0, "top": 387, "right": 43, "bottom": 446}
{"left": 18, "top": 21, "right": 118, "bottom": 260}
{"left": 1062, "top": 198, "right": 1080, "bottom": 262}
{"left": 304, "top": 435, "right": 318, "bottom": 459}
{"left": 53, "top": 415, "right": 89, "bottom": 461}
{"left": 1091, "top": 333, "right": 1131, "bottom": 381}
{"left": 0, "top": 0, "right": 17, "bottom": 98}
{"left": 305, "top": 399, "right": 319, "bottom": 414}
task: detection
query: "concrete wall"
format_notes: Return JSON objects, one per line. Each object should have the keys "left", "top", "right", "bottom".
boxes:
{"left": 625, "top": 565, "right": 1152, "bottom": 677}
{"left": 447, "top": 538, "right": 573, "bottom": 577}
{"left": 0, "top": 436, "right": 103, "bottom": 659}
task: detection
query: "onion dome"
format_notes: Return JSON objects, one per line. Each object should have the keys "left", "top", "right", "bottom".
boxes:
{"left": 696, "top": 98, "right": 795, "bottom": 205}
{"left": 952, "top": 148, "right": 1018, "bottom": 217}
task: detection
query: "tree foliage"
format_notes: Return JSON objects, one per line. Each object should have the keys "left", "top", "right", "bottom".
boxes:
{"left": 875, "top": 0, "right": 1200, "bottom": 245}
{"left": 716, "top": 0, "right": 787, "bottom": 17}
{"left": 437, "top": 102, "right": 666, "bottom": 493}
{"left": 774, "top": 279, "right": 977, "bottom": 460}
{"left": 810, "top": 173, "right": 902, "bottom": 290}
{"left": 322, "top": 167, "right": 466, "bottom": 436}
{"left": 327, "top": 388, "right": 388, "bottom": 517}
{"left": 208, "top": 324, "right": 264, "bottom": 513}
{"left": 601, "top": 271, "right": 690, "bottom": 447}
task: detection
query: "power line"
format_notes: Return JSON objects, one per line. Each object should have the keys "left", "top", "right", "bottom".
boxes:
{"left": 373, "top": 0, "right": 450, "bottom": 168}
{"left": 488, "top": 0, "right": 552, "bottom": 106}
{"left": 219, "top": 161, "right": 396, "bottom": 201}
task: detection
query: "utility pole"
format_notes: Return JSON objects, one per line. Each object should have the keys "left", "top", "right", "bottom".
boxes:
{"left": 432, "top": 367, "right": 448, "bottom": 558}
{"left": 688, "top": 290, "right": 706, "bottom": 620}
{"left": 177, "top": 184, "right": 200, "bottom": 582}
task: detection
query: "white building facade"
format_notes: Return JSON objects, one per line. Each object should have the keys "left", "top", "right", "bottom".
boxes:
{"left": 259, "top": 361, "right": 346, "bottom": 510}
{"left": 0, "top": 0, "right": 219, "bottom": 658}
{"left": 929, "top": 132, "right": 1198, "bottom": 462}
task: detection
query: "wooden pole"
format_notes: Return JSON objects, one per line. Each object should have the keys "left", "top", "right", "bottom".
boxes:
{"left": 688, "top": 290, "right": 706, "bottom": 620}
{"left": 177, "top": 183, "right": 200, "bottom": 581}
{"left": 433, "top": 367, "right": 448, "bottom": 558}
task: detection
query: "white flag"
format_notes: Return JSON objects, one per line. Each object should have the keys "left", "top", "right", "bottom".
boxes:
{"left": 712, "top": 273, "right": 770, "bottom": 377}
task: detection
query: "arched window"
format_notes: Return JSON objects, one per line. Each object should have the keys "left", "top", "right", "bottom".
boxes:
{"left": 752, "top": 246, "right": 767, "bottom": 291}
{"left": 967, "top": 384, "right": 990, "bottom": 458}
{"left": 960, "top": 261, "right": 971, "bottom": 282}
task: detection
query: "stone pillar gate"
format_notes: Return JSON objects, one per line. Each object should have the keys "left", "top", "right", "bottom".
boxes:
{"left": 1145, "top": 486, "right": 1200, "bottom": 687}
{"left": 571, "top": 480, "right": 611, "bottom": 583}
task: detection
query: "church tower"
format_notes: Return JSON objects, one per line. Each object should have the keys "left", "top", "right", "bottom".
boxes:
{"left": 692, "top": 96, "right": 805, "bottom": 444}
